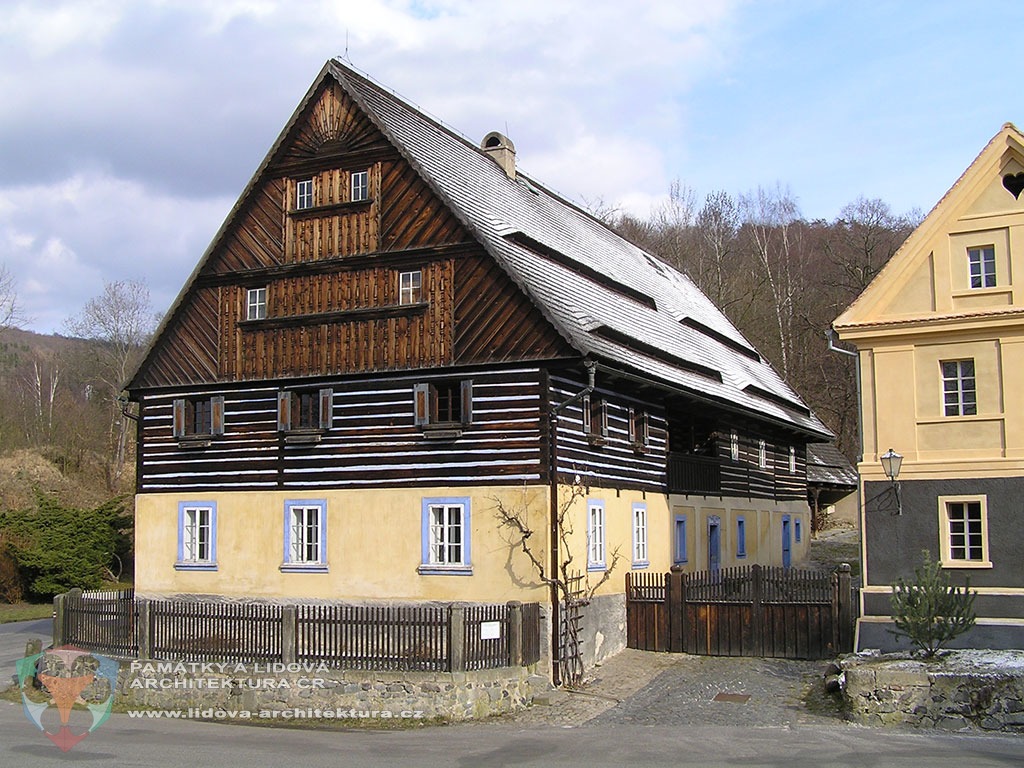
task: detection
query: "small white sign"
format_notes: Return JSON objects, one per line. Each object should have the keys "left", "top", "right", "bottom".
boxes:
{"left": 480, "top": 621, "right": 501, "bottom": 640}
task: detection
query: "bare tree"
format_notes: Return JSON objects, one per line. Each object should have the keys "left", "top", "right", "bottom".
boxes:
{"left": 0, "top": 264, "right": 25, "bottom": 331}
{"left": 64, "top": 280, "right": 158, "bottom": 490}
{"left": 491, "top": 482, "right": 622, "bottom": 685}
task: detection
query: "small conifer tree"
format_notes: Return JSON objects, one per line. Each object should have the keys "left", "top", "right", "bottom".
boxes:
{"left": 890, "top": 550, "right": 976, "bottom": 657}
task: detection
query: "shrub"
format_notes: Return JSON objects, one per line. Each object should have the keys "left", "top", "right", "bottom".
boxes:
{"left": 890, "top": 550, "right": 976, "bottom": 657}
{"left": 0, "top": 492, "right": 132, "bottom": 599}
{"left": 0, "top": 530, "right": 26, "bottom": 602}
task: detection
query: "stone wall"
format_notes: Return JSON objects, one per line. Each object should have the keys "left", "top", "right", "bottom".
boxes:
{"left": 840, "top": 650, "right": 1024, "bottom": 733}
{"left": 115, "top": 661, "right": 544, "bottom": 722}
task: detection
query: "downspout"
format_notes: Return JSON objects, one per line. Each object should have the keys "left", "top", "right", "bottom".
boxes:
{"left": 547, "top": 358, "right": 596, "bottom": 686}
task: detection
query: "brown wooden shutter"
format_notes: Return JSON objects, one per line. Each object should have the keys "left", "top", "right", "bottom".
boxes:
{"left": 582, "top": 394, "right": 592, "bottom": 434}
{"left": 172, "top": 399, "right": 186, "bottom": 438}
{"left": 460, "top": 380, "right": 473, "bottom": 425}
{"left": 628, "top": 407, "right": 636, "bottom": 443}
{"left": 413, "top": 383, "right": 430, "bottom": 426}
{"left": 599, "top": 400, "right": 609, "bottom": 437}
{"left": 278, "top": 391, "right": 292, "bottom": 431}
{"left": 211, "top": 396, "right": 225, "bottom": 436}
{"left": 319, "top": 388, "right": 333, "bottom": 430}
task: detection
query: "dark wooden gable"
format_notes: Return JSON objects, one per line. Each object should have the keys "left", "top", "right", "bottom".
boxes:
{"left": 131, "top": 72, "right": 575, "bottom": 391}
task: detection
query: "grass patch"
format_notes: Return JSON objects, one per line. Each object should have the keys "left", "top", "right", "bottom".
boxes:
{"left": 0, "top": 602, "right": 53, "bottom": 624}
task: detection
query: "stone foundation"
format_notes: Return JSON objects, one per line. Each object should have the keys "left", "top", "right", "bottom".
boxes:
{"left": 115, "top": 661, "right": 543, "bottom": 722}
{"left": 840, "top": 650, "right": 1024, "bottom": 733}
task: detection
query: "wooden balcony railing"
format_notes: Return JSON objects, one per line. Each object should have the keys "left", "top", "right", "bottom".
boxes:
{"left": 667, "top": 452, "right": 722, "bottom": 496}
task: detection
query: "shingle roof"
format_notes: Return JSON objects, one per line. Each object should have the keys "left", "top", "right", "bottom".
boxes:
{"left": 806, "top": 443, "right": 858, "bottom": 488}
{"left": 332, "top": 60, "right": 831, "bottom": 438}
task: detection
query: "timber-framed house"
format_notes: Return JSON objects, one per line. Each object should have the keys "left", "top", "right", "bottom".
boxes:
{"left": 127, "top": 59, "right": 832, "bottom": 669}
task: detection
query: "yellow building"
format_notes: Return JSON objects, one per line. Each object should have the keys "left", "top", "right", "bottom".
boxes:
{"left": 834, "top": 123, "right": 1024, "bottom": 650}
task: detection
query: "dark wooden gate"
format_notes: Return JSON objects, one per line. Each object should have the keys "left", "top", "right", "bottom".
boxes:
{"left": 626, "top": 564, "right": 854, "bottom": 659}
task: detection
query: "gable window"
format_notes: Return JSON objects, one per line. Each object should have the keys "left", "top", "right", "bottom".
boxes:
{"left": 673, "top": 514, "right": 688, "bottom": 565}
{"left": 278, "top": 389, "right": 333, "bottom": 437}
{"left": 941, "top": 359, "right": 977, "bottom": 416}
{"left": 399, "top": 270, "right": 422, "bottom": 305}
{"left": 758, "top": 439, "right": 767, "bottom": 469}
{"left": 246, "top": 287, "right": 267, "bottom": 321}
{"left": 295, "top": 178, "right": 314, "bottom": 210}
{"left": 176, "top": 502, "right": 216, "bottom": 570}
{"left": 282, "top": 500, "right": 327, "bottom": 571}
{"left": 632, "top": 503, "right": 648, "bottom": 567}
{"left": 587, "top": 500, "right": 606, "bottom": 570}
{"left": 736, "top": 516, "right": 747, "bottom": 559}
{"left": 413, "top": 380, "right": 473, "bottom": 433}
{"left": 173, "top": 396, "right": 225, "bottom": 440}
{"left": 968, "top": 246, "right": 996, "bottom": 288}
{"left": 730, "top": 431, "right": 739, "bottom": 462}
{"left": 419, "top": 498, "right": 471, "bottom": 574}
{"left": 350, "top": 170, "right": 369, "bottom": 202}
{"left": 939, "top": 496, "right": 991, "bottom": 568}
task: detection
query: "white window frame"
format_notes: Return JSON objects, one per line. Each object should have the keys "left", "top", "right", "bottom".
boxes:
{"left": 941, "top": 359, "right": 977, "bottom": 417}
{"left": 967, "top": 245, "right": 996, "bottom": 289}
{"left": 176, "top": 502, "right": 216, "bottom": 570}
{"left": 399, "top": 270, "right": 422, "bottom": 305}
{"left": 758, "top": 439, "right": 767, "bottom": 469}
{"left": 938, "top": 495, "right": 992, "bottom": 568}
{"left": 631, "top": 503, "right": 648, "bottom": 567}
{"left": 296, "top": 178, "right": 314, "bottom": 210}
{"left": 282, "top": 500, "right": 327, "bottom": 572}
{"left": 730, "top": 431, "right": 739, "bottom": 462}
{"left": 419, "top": 498, "right": 471, "bottom": 574}
{"left": 587, "top": 500, "right": 606, "bottom": 571}
{"left": 246, "top": 287, "right": 267, "bottom": 321}
{"left": 789, "top": 445, "right": 797, "bottom": 474}
{"left": 350, "top": 169, "right": 369, "bottom": 202}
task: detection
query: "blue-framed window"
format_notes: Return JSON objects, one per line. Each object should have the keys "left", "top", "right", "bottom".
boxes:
{"left": 587, "top": 499, "right": 606, "bottom": 571}
{"left": 176, "top": 501, "right": 217, "bottom": 571}
{"left": 736, "top": 516, "right": 747, "bottom": 559}
{"left": 673, "top": 514, "right": 688, "bottom": 565}
{"left": 631, "top": 503, "right": 648, "bottom": 568}
{"left": 419, "top": 497, "right": 472, "bottom": 574}
{"left": 795, "top": 517, "right": 802, "bottom": 543}
{"left": 282, "top": 500, "right": 328, "bottom": 572}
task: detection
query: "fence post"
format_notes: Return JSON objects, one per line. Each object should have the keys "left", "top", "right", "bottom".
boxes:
{"left": 836, "top": 563, "right": 853, "bottom": 652}
{"left": 449, "top": 605, "right": 465, "bottom": 673}
{"left": 507, "top": 601, "right": 523, "bottom": 667}
{"left": 137, "top": 599, "right": 152, "bottom": 660}
{"left": 668, "top": 570, "right": 684, "bottom": 653}
{"left": 281, "top": 605, "right": 297, "bottom": 665}
{"left": 52, "top": 593, "right": 66, "bottom": 647}
{"left": 751, "top": 564, "right": 764, "bottom": 656}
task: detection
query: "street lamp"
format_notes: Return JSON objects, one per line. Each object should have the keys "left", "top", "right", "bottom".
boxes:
{"left": 879, "top": 448, "right": 903, "bottom": 515}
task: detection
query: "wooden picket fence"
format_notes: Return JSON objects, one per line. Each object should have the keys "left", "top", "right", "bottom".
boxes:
{"left": 56, "top": 589, "right": 542, "bottom": 671}
{"left": 626, "top": 564, "right": 855, "bottom": 659}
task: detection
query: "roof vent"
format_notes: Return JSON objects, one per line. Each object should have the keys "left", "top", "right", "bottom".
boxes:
{"left": 481, "top": 131, "right": 516, "bottom": 179}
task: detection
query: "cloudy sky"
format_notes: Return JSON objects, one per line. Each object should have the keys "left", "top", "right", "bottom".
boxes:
{"left": 1, "top": 0, "right": 1020, "bottom": 334}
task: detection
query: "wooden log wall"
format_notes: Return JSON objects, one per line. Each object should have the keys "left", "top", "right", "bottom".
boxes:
{"left": 137, "top": 367, "right": 546, "bottom": 492}
{"left": 550, "top": 372, "right": 668, "bottom": 492}
{"left": 717, "top": 434, "right": 807, "bottom": 502}
{"left": 220, "top": 260, "right": 453, "bottom": 380}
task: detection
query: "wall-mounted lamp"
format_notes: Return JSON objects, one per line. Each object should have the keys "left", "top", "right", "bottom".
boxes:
{"left": 879, "top": 447, "right": 903, "bottom": 515}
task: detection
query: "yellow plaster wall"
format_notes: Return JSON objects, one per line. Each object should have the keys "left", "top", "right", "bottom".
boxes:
{"left": 136, "top": 485, "right": 553, "bottom": 603}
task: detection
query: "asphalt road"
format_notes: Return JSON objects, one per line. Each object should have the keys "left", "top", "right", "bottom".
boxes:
{"left": 1, "top": 620, "right": 1021, "bottom": 767}
{"left": 0, "top": 701, "right": 1022, "bottom": 768}
{"left": 0, "top": 618, "right": 51, "bottom": 688}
